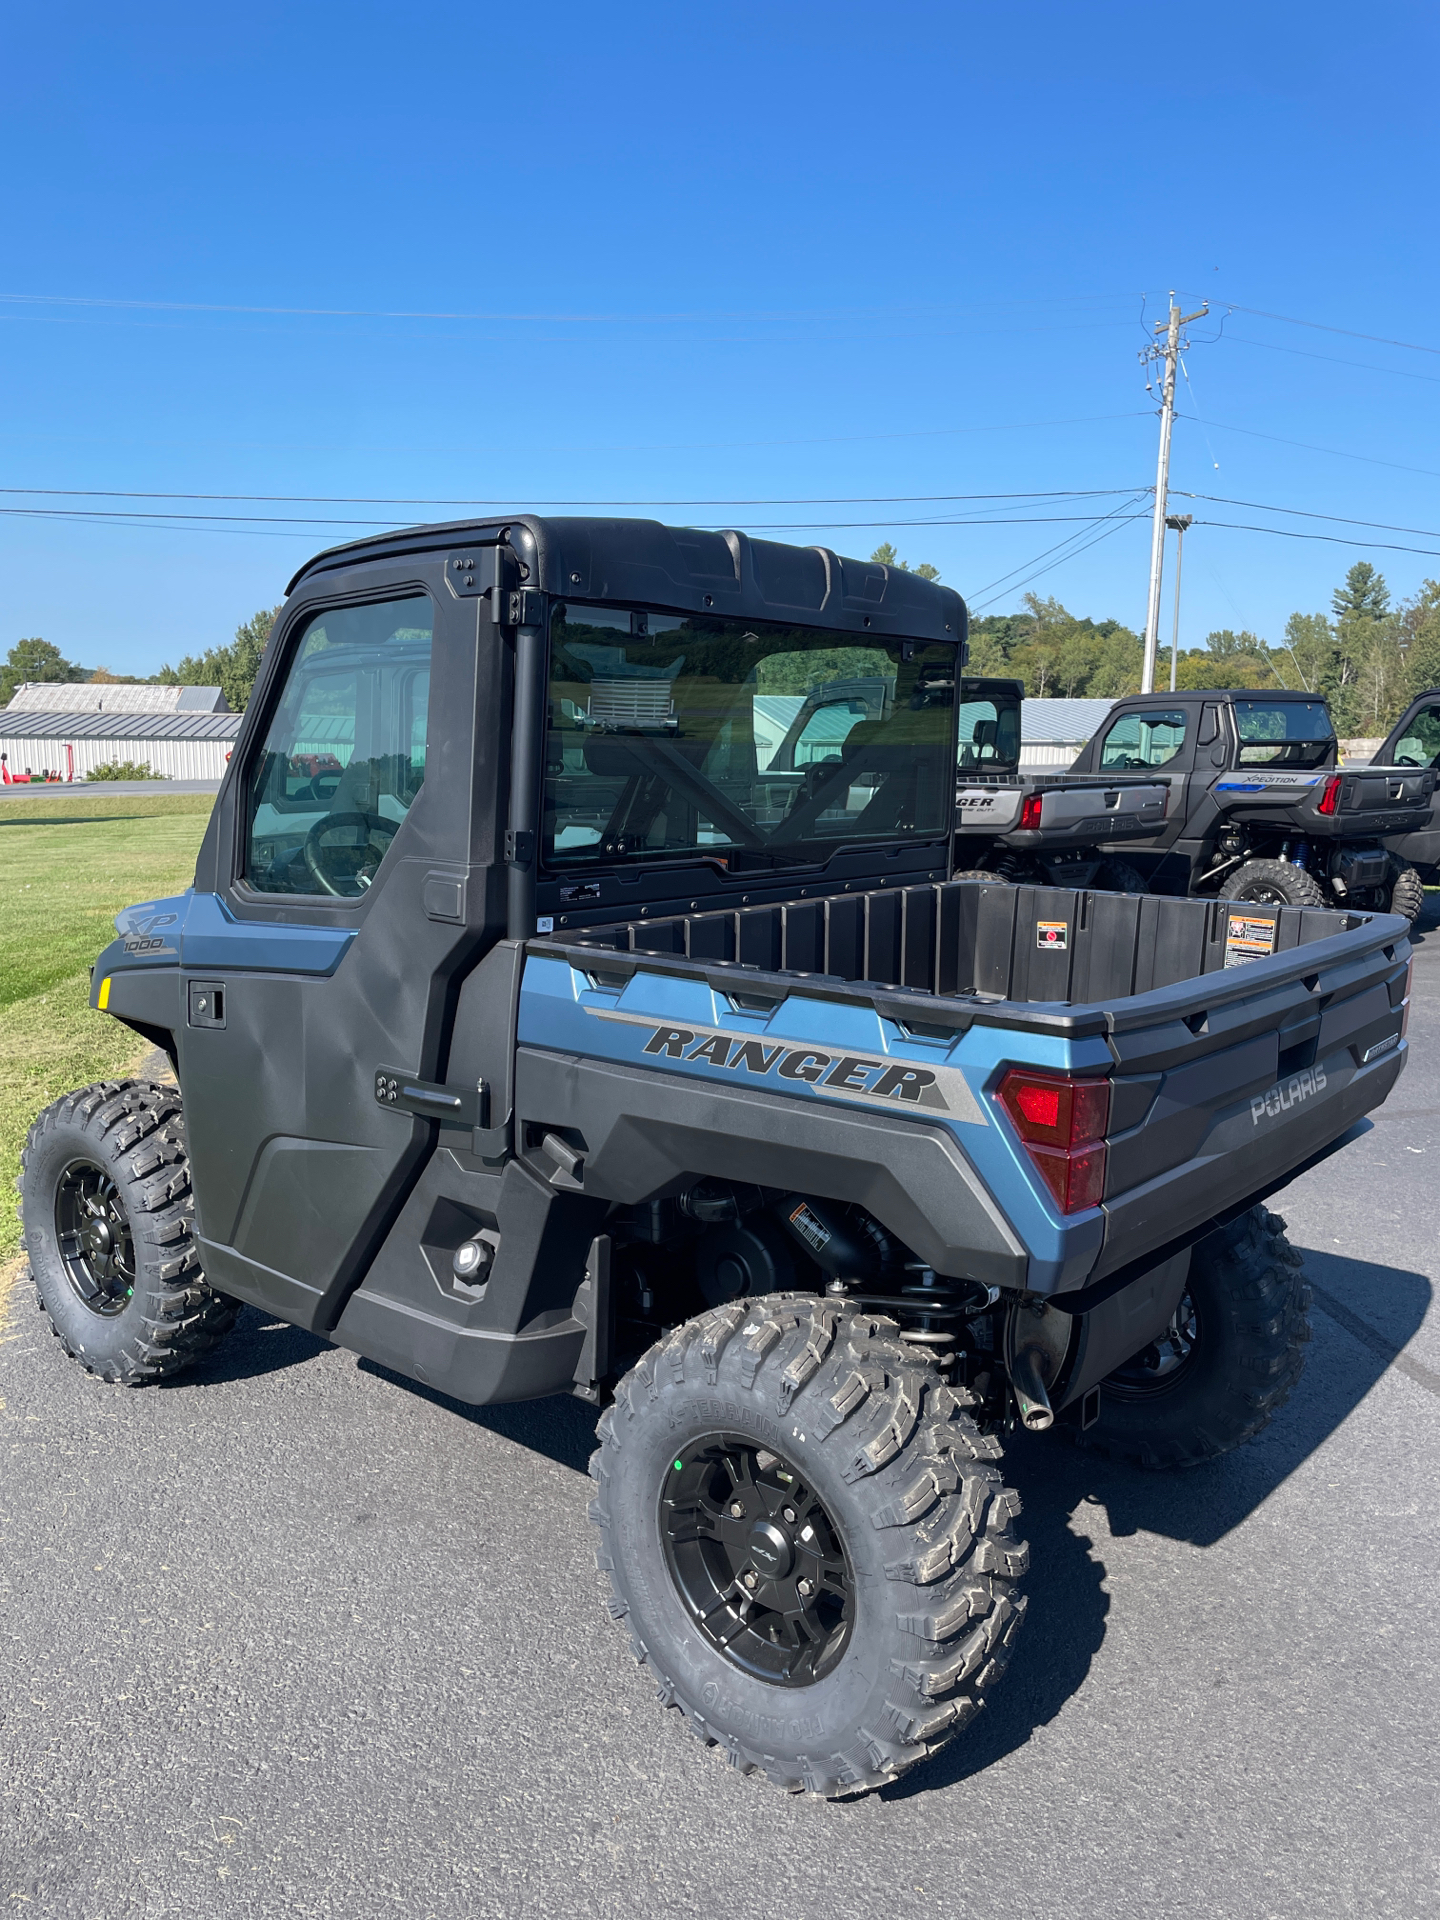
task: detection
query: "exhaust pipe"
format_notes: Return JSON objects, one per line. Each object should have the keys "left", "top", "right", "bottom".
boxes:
{"left": 1010, "top": 1345, "right": 1055, "bottom": 1430}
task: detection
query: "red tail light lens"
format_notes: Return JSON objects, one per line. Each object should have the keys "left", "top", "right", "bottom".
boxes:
{"left": 1316, "top": 774, "right": 1342, "bottom": 816}
{"left": 1019, "top": 793, "right": 1044, "bottom": 830}
{"left": 997, "top": 1069, "right": 1111, "bottom": 1213}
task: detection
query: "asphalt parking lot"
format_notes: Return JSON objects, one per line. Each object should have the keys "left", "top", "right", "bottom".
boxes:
{"left": 3, "top": 915, "right": 1438, "bottom": 1920}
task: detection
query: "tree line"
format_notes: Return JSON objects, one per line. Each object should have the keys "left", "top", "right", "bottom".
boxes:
{"left": 5, "top": 556, "right": 1440, "bottom": 738}
{"left": 0, "top": 608, "right": 281, "bottom": 711}
{"left": 889, "top": 552, "right": 1440, "bottom": 739}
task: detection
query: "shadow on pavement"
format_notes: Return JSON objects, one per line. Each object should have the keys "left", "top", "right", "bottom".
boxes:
{"left": 885, "top": 1245, "right": 1431, "bottom": 1799}
{"left": 356, "top": 1357, "right": 603, "bottom": 1474}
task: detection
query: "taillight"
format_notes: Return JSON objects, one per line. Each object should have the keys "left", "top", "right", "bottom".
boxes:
{"left": 997, "top": 1068, "right": 1111, "bottom": 1213}
{"left": 1316, "top": 774, "right": 1342, "bottom": 816}
{"left": 1019, "top": 793, "right": 1044, "bottom": 830}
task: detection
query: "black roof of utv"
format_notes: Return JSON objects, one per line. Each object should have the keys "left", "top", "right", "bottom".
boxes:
{"left": 288, "top": 515, "right": 968, "bottom": 646}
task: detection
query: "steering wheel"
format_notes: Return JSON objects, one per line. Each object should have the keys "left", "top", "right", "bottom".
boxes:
{"left": 306, "top": 769, "right": 343, "bottom": 803}
{"left": 1396, "top": 754, "right": 1421, "bottom": 767}
{"left": 303, "top": 810, "right": 398, "bottom": 898}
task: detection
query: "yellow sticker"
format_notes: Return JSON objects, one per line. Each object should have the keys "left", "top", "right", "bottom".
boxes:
{"left": 97, "top": 976, "right": 111, "bottom": 1010}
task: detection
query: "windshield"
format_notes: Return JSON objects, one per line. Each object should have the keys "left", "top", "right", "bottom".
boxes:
{"left": 1233, "top": 699, "right": 1334, "bottom": 769}
{"left": 956, "top": 687, "right": 1020, "bottom": 773}
{"left": 544, "top": 605, "right": 956, "bottom": 872}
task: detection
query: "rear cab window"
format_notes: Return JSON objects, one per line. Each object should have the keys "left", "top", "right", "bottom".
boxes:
{"left": 1233, "top": 699, "right": 1334, "bottom": 769}
{"left": 956, "top": 693, "right": 1020, "bottom": 772}
{"left": 1098, "top": 708, "right": 1188, "bottom": 770}
{"left": 543, "top": 604, "right": 956, "bottom": 873}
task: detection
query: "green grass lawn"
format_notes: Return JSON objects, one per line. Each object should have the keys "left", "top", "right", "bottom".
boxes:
{"left": 0, "top": 793, "right": 215, "bottom": 1259}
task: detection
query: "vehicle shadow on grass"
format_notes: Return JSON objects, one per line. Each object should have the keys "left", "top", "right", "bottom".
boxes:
{"left": 883, "top": 1245, "right": 1432, "bottom": 1801}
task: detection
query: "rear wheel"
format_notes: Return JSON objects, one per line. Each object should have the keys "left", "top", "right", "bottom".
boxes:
{"left": 1090, "top": 856, "right": 1148, "bottom": 895}
{"left": 1074, "top": 1207, "right": 1311, "bottom": 1469}
{"left": 1219, "top": 859, "right": 1326, "bottom": 909}
{"left": 952, "top": 868, "right": 1004, "bottom": 884}
{"left": 20, "top": 1080, "right": 237, "bottom": 1384}
{"left": 1386, "top": 861, "right": 1425, "bottom": 922}
{"left": 589, "top": 1294, "right": 1028, "bottom": 1796}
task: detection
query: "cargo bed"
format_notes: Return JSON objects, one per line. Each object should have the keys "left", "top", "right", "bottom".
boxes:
{"left": 521, "top": 878, "right": 1409, "bottom": 1298}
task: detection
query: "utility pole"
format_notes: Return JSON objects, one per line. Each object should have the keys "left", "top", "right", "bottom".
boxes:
{"left": 1165, "top": 513, "right": 1192, "bottom": 692}
{"left": 1140, "top": 293, "right": 1208, "bottom": 693}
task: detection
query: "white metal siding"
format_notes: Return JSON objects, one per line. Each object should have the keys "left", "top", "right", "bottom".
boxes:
{"left": 0, "top": 733, "right": 233, "bottom": 780}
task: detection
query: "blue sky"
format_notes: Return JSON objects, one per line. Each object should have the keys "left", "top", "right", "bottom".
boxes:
{"left": 3, "top": 0, "right": 1439, "bottom": 675}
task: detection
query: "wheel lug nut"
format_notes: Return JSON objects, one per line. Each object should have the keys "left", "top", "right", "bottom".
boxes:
{"left": 743, "top": 1570, "right": 758, "bottom": 1589}
{"left": 782, "top": 1506, "right": 796, "bottom": 1523}
{"left": 730, "top": 1502, "right": 744, "bottom": 1518}
{"left": 797, "top": 1578, "right": 813, "bottom": 1596}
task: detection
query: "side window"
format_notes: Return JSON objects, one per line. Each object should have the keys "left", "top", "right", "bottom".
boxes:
{"left": 1098, "top": 708, "right": 1188, "bottom": 770}
{"left": 245, "top": 594, "right": 434, "bottom": 898}
{"left": 1393, "top": 705, "right": 1440, "bottom": 769}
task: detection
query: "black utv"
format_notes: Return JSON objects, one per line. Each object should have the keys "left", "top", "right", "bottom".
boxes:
{"left": 19, "top": 520, "right": 1410, "bottom": 1798}
{"left": 958, "top": 685, "right": 1433, "bottom": 920}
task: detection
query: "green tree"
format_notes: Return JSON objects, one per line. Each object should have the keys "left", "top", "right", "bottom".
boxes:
{"left": 1279, "top": 612, "right": 1336, "bottom": 694}
{"left": 1332, "top": 562, "right": 1390, "bottom": 625}
{"left": 1400, "top": 579, "right": 1440, "bottom": 700}
{"left": 0, "top": 637, "right": 89, "bottom": 707}
{"left": 156, "top": 605, "right": 281, "bottom": 710}
{"left": 868, "top": 544, "right": 940, "bottom": 581}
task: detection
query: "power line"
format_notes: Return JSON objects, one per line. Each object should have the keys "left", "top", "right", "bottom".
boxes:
{"left": 1220, "top": 332, "right": 1440, "bottom": 386}
{"left": 971, "top": 513, "right": 1146, "bottom": 613}
{"left": 1193, "top": 518, "right": 1440, "bottom": 560}
{"left": 965, "top": 496, "right": 1153, "bottom": 605}
{"left": 0, "top": 289, "right": 1135, "bottom": 327}
{"left": 0, "top": 503, "right": 1150, "bottom": 531}
{"left": 0, "top": 483, "right": 1139, "bottom": 509}
{"left": 1188, "top": 297, "right": 1440, "bottom": 359}
{"left": 1180, "top": 492, "right": 1440, "bottom": 541}
{"left": 1174, "top": 413, "right": 1440, "bottom": 484}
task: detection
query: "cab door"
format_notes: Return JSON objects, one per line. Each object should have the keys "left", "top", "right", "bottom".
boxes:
{"left": 1379, "top": 696, "right": 1440, "bottom": 869}
{"left": 177, "top": 556, "right": 502, "bottom": 1332}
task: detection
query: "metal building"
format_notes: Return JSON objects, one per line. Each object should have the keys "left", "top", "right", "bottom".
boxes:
{"left": 0, "top": 709, "right": 242, "bottom": 782}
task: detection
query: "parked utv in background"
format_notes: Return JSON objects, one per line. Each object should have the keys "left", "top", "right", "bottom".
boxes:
{"left": 20, "top": 520, "right": 1411, "bottom": 1799}
{"left": 954, "top": 678, "right": 1173, "bottom": 894}
{"left": 957, "top": 685, "right": 1433, "bottom": 920}
{"left": 1376, "top": 688, "right": 1440, "bottom": 884}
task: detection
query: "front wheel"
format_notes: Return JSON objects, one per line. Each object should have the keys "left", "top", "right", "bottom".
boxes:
{"left": 589, "top": 1295, "right": 1028, "bottom": 1796}
{"left": 20, "top": 1080, "right": 237, "bottom": 1384}
{"left": 1074, "top": 1207, "right": 1311, "bottom": 1469}
{"left": 1219, "top": 858, "right": 1326, "bottom": 909}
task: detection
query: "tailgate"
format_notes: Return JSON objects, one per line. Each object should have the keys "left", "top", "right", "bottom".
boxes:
{"left": 1337, "top": 763, "right": 1435, "bottom": 829}
{"left": 1088, "top": 915, "right": 1410, "bottom": 1280}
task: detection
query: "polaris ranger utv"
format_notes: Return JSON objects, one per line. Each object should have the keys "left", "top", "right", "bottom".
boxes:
{"left": 958, "top": 685, "right": 1433, "bottom": 919}
{"left": 954, "top": 677, "right": 1172, "bottom": 892}
{"left": 20, "top": 520, "right": 1412, "bottom": 1798}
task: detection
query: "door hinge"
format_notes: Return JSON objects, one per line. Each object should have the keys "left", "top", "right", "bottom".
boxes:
{"left": 504, "top": 828, "right": 535, "bottom": 866}
{"left": 492, "top": 586, "right": 545, "bottom": 627}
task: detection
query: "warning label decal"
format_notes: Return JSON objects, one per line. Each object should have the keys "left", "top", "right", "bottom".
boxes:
{"left": 1036, "top": 920, "right": 1069, "bottom": 951}
{"left": 1224, "top": 911, "right": 1280, "bottom": 968}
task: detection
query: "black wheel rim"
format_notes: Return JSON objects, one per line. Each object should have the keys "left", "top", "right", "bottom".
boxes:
{"left": 1104, "top": 1290, "right": 1200, "bottom": 1399}
{"left": 54, "top": 1159, "right": 136, "bottom": 1317}
{"left": 660, "top": 1433, "right": 854, "bottom": 1687}
{"left": 1233, "top": 884, "right": 1289, "bottom": 906}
